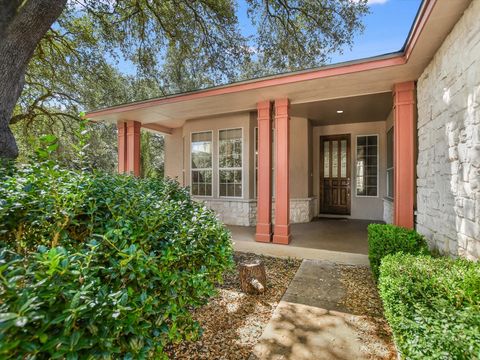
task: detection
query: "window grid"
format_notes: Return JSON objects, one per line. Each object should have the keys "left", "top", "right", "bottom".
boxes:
{"left": 356, "top": 135, "right": 378, "bottom": 197}
{"left": 386, "top": 128, "right": 394, "bottom": 199}
{"left": 191, "top": 131, "right": 213, "bottom": 197}
{"left": 219, "top": 128, "right": 243, "bottom": 198}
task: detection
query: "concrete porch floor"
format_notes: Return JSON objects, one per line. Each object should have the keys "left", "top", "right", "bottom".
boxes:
{"left": 229, "top": 218, "right": 377, "bottom": 265}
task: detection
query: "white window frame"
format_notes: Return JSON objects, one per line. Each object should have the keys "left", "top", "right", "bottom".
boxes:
{"left": 190, "top": 130, "right": 213, "bottom": 198}
{"left": 218, "top": 127, "right": 244, "bottom": 199}
{"left": 355, "top": 134, "right": 379, "bottom": 198}
{"left": 386, "top": 128, "right": 394, "bottom": 200}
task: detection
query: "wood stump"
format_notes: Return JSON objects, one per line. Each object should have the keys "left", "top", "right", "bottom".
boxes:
{"left": 239, "top": 259, "right": 266, "bottom": 294}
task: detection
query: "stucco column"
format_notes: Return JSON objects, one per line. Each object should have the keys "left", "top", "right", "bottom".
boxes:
{"left": 273, "top": 98, "right": 291, "bottom": 244}
{"left": 126, "top": 120, "right": 141, "bottom": 177}
{"left": 117, "top": 121, "right": 127, "bottom": 173}
{"left": 393, "top": 81, "right": 416, "bottom": 228}
{"left": 255, "top": 101, "right": 273, "bottom": 242}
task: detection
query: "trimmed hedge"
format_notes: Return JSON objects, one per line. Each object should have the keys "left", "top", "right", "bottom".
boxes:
{"left": 379, "top": 253, "right": 480, "bottom": 359}
{"left": 367, "top": 223, "right": 429, "bottom": 279}
{"left": 0, "top": 159, "right": 233, "bottom": 358}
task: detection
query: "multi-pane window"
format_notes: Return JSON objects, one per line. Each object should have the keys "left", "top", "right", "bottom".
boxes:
{"left": 191, "top": 131, "right": 212, "bottom": 196}
{"left": 219, "top": 128, "right": 242, "bottom": 197}
{"left": 356, "top": 135, "right": 378, "bottom": 197}
{"left": 386, "top": 128, "right": 394, "bottom": 199}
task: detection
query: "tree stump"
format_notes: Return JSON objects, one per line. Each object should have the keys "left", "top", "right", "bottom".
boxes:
{"left": 239, "top": 259, "right": 266, "bottom": 294}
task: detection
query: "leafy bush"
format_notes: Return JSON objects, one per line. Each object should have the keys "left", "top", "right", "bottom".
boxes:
{"left": 0, "top": 157, "right": 233, "bottom": 358}
{"left": 379, "top": 253, "right": 480, "bottom": 359}
{"left": 367, "top": 224, "right": 429, "bottom": 279}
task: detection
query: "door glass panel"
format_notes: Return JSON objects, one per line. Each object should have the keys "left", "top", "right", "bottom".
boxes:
{"left": 340, "top": 140, "right": 347, "bottom": 178}
{"left": 323, "top": 141, "right": 330, "bottom": 177}
{"left": 332, "top": 141, "right": 338, "bottom": 177}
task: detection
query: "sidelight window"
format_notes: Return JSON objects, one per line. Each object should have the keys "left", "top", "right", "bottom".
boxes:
{"left": 356, "top": 135, "right": 378, "bottom": 197}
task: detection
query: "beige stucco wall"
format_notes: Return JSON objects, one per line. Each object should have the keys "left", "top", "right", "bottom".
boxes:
{"left": 312, "top": 121, "right": 387, "bottom": 220}
{"left": 289, "top": 116, "right": 311, "bottom": 199}
{"left": 416, "top": 0, "right": 480, "bottom": 259}
{"left": 164, "top": 128, "right": 184, "bottom": 182}
{"left": 164, "top": 112, "right": 315, "bottom": 224}
{"left": 171, "top": 112, "right": 312, "bottom": 201}
{"left": 166, "top": 113, "right": 387, "bottom": 223}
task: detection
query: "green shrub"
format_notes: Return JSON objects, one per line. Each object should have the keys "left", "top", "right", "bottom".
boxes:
{"left": 367, "top": 223, "right": 429, "bottom": 279}
{"left": 379, "top": 253, "right": 480, "bottom": 359}
{"left": 0, "top": 159, "right": 233, "bottom": 358}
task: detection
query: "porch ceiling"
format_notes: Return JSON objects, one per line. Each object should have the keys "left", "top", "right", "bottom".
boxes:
{"left": 86, "top": 0, "right": 472, "bottom": 132}
{"left": 291, "top": 92, "right": 393, "bottom": 126}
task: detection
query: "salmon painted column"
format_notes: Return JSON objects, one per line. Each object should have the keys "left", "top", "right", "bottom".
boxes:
{"left": 393, "top": 81, "right": 416, "bottom": 229}
{"left": 116, "top": 121, "right": 127, "bottom": 173}
{"left": 255, "top": 101, "right": 273, "bottom": 242}
{"left": 126, "top": 120, "right": 141, "bottom": 177}
{"left": 273, "top": 98, "right": 291, "bottom": 244}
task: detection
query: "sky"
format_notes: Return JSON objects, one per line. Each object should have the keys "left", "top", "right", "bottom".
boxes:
{"left": 116, "top": 0, "right": 422, "bottom": 75}
{"left": 328, "top": 0, "right": 422, "bottom": 63}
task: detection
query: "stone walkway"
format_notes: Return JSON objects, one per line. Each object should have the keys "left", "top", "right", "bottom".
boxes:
{"left": 251, "top": 260, "right": 396, "bottom": 360}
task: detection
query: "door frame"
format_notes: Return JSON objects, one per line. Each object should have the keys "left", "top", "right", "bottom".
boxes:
{"left": 319, "top": 134, "right": 352, "bottom": 215}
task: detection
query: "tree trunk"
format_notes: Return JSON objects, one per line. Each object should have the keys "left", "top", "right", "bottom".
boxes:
{"left": 239, "top": 259, "right": 267, "bottom": 294}
{"left": 0, "top": 0, "right": 67, "bottom": 159}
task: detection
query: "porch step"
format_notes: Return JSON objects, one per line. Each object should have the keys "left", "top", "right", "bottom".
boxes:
{"left": 232, "top": 239, "right": 369, "bottom": 266}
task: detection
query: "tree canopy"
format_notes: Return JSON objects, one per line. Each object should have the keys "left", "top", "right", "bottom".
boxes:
{"left": 0, "top": 0, "right": 369, "bottom": 160}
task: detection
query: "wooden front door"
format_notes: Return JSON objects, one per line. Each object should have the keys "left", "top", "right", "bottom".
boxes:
{"left": 320, "top": 135, "right": 351, "bottom": 215}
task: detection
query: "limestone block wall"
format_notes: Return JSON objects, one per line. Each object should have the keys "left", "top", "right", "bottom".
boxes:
{"left": 289, "top": 198, "right": 317, "bottom": 223}
{"left": 197, "top": 198, "right": 316, "bottom": 226}
{"left": 416, "top": 0, "right": 480, "bottom": 259}
{"left": 201, "top": 199, "right": 257, "bottom": 226}
{"left": 383, "top": 199, "right": 393, "bottom": 224}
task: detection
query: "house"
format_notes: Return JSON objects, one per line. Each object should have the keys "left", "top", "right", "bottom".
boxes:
{"left": 87, "top": 0, "right": 480, "bottom": 259}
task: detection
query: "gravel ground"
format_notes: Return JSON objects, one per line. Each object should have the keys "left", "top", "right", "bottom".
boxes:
{"left": 337, "top": 265, "right": 397, "bottom": 359}
{"left": 165, "top": 252, "right": 302, "bottom": 360}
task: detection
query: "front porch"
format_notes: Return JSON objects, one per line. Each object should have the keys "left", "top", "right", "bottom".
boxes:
{"left": 230, "top": 218, "right": 375, "bottom": 265}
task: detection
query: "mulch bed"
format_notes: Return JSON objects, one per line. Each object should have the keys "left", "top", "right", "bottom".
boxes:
{"left": 337, "top": 265, "right": 397, "bottom": 359}
{"left": 165, "top": 252, "right": 302, "bottom": 360}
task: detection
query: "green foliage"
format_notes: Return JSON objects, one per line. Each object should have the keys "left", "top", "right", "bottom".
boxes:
{"left": 379, "top": 253, "right": 480, "bottom": 359}
{"left": 0, "top": 151, "right": 233, "bottom": 358}
{"left": 367, "top": 224, "right": 429, "bottom": 279}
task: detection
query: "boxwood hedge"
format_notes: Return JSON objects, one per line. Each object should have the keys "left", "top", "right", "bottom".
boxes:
{"left": 0, "top": 159, "right": 233, "bottom": 359}
{"left": 367, "top": 223, "right": 429, "bottom": 279}
{"left": 379, "top": 253, "right": 480, "bottom": 359}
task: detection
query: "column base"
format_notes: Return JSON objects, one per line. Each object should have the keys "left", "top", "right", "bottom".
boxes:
{"left": 273, "top": 224, "right": 291, "bottom": 245}
{"left": 256, "top": 223, "right": 272, "bottom": 242}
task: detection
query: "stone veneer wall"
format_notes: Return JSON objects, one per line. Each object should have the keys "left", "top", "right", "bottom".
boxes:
{"left": 289, "top": 198, "right": 317, "bottom": 223}
{"left": 197, "top": 198, "right": 316, "bottom": 226}
{"left": 383, "top": 199, "right": 394, "bottom": 224}
{"left": 416, "top": 0, "right": 480, "bottom": 259}
{"left": 201, "top": 199, "right": 257, "bottom": 226}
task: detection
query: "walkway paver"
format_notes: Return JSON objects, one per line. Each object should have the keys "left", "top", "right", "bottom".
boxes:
{"left": 251, "top": 260, "right": 395, "bottom": 360}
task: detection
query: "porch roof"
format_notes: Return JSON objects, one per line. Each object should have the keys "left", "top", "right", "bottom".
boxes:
{"left": 86, "top": 0, "right": 471, "bottom": 133}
